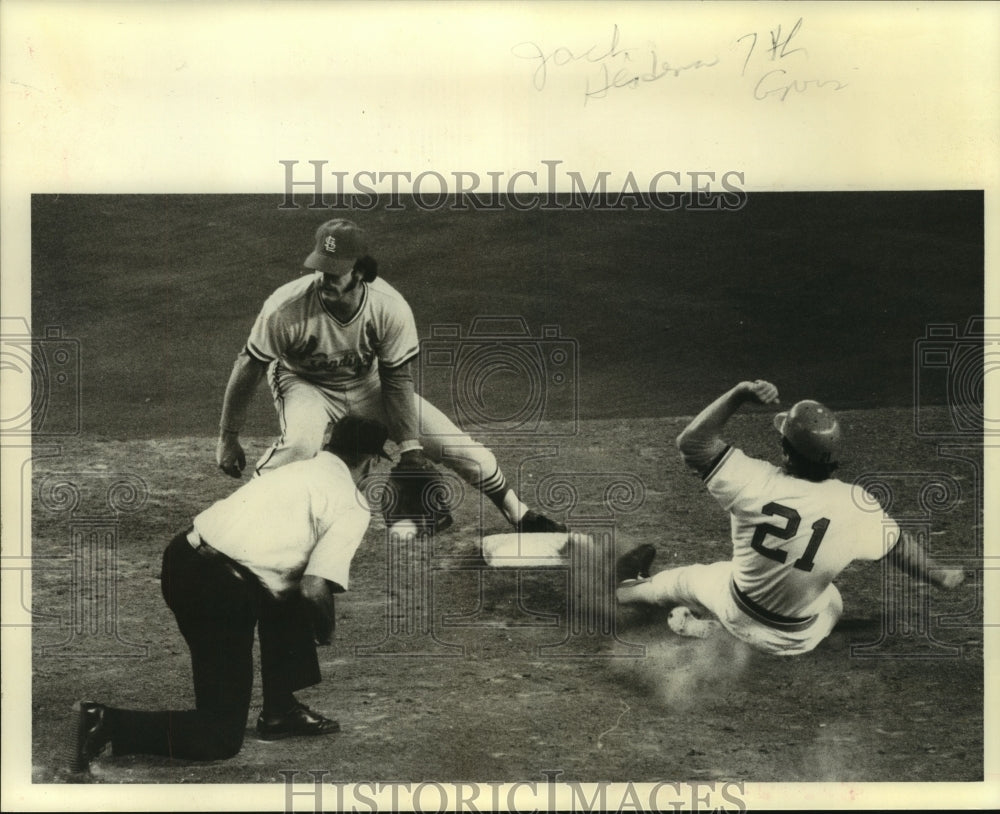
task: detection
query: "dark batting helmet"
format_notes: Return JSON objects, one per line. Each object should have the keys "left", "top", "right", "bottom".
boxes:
{"left": 773, "top": 400, "right": 842, "bottom": 464}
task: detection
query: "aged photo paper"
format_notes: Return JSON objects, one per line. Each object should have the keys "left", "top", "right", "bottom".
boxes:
{"left": 2, "top": 1, "right": 997, "bottom": 811}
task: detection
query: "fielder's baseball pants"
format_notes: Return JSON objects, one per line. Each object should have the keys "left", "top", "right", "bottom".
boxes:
{"left": 256, "top": 365, "right": 502, "bottom": 491}
{"left": 98, "top": 530, "right": 321, "bottom": 760}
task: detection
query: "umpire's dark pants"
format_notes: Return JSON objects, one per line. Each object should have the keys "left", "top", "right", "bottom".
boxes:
{"left": 102, "top": 530, "right": 321, "bottom": 760}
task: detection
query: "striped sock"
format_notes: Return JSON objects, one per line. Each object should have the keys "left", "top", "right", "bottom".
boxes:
{"left": 476, "top": 467, "right": 527, "bottom": 524}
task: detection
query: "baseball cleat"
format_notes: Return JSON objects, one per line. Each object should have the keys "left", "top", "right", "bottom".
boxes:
{"left": 667, "top": 606, "right": 720, "bottom": 639}
{"left": 615, "top": 543, "right": 657, "bottom": 584}
{"left": 256, "top": 702, "right": 340, "bottom": 741}
{"left": 62, "top": 701, "right": 111, "bottom": 774}
{"left": 515, "top": 510, "right": 567, "bottom": 534}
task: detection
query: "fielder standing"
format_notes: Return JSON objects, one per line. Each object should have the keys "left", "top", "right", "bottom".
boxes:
{"left": 615, "top": 379, "right": 965, "bottom": 655}
{"left": 215, "top": 218, "right": 565, "bottom": 534}
{"left": 64, "top": 417, "right": 390, "bottom": 775}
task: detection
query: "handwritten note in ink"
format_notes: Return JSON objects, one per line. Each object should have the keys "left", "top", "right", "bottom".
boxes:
{"left": 737, "top": 17, "right": 848, "bottom": 101}
{"left": 510, "top": 24, "right": 720, "bottom": 103}
{"left": 512, "top": 18, "right": 848, "bottom": 104}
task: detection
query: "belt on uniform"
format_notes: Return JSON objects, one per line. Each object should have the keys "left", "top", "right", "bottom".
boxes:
{"left": 187, "top": 527, "right": 217, "bottom": 556}
{"left": 730, "top": 580, "right": 817, "bottom": 632}
{"left": 186, "top": 527, "right": 250, "bottom": 582}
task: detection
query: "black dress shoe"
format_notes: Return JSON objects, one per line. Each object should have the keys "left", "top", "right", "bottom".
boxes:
{"left": 256, "top": 703, "right": 340, "bottom": 741}
{"left": 63, "top": 701, "right": 111, "bottom": 774}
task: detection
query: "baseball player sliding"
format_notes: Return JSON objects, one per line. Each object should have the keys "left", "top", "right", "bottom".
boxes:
{"left": 615, "top": 379, "right": 966, "bottom": 656}
{"left": 215, "top": 218, "right": 565, "bottom": 534}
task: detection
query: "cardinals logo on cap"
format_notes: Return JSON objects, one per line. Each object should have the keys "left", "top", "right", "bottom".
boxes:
{"left": 305, "top": 219, "right": 368, "bottom": 270}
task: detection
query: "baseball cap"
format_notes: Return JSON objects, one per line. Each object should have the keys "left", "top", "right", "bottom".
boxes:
{"left": 325, "top": 416, "right": 392, "bottom": 461}
{"left": 304, "top": 219, "right": 369, "bottom": 271}
{"left": 773, "top": 400, "right": 842, "bottom": 464}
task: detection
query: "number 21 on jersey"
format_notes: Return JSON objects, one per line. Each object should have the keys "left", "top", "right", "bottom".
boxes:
{"left": 750, "top": 501, "right": 831, "bottom": 572}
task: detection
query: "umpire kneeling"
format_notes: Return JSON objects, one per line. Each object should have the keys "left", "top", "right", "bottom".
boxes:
{"left": 62, "top": 416, "right": 391, "bottom": 776}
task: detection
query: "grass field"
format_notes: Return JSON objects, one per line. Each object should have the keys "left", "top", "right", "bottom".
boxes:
{"left": 26, "top": 192, "right": 985, "bottom": 787}
{"left": 30, "top": 192, "right": 982, "bottom": 435}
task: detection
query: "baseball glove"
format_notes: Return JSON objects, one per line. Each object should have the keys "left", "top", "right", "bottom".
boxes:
{"left": 381, "top": 451, "right": 455, "bottom": 535}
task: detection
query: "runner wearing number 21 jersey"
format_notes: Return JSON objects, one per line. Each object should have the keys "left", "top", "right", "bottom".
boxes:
{"left": 615, "top": 380, "right": 965, "bottom": 656}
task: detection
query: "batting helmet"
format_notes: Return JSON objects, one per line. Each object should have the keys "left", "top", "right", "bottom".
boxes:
{"left": 773, "top": 400, "right": 841, "bottom": 464}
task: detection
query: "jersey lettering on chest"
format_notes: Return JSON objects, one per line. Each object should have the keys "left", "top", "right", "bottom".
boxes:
{"left": 285, "top": 329, "right": 377, "bottom": 375}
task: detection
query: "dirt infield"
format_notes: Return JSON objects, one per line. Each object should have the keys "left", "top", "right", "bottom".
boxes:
{"left": 26, "top": 193, "right": 984, "bottom": 787}
{"left": 30, "top": 411, "right": 982, "bottom": 784}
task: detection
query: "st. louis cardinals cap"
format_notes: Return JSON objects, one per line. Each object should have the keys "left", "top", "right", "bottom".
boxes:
{"left": 773, "top": 400, "right": 842, "bottom": 464}
{"left": 304, "top": 219, "right": 369, "bottom": 270}
{"left": 325, "top": 416, "right": 392, "bottom": 461}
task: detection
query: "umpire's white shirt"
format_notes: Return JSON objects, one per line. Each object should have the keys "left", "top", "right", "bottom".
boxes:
{"left": 193, "top": 452, "right": 371, "bottom": 597}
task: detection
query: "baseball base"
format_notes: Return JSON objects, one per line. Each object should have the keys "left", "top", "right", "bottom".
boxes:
{"left": 481, "top": 531, "right": 595, "bottom": 568}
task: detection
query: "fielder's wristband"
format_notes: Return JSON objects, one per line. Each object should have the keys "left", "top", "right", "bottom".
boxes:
{"left": 397, "top": 440, "right": 423, "bottom": 454}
